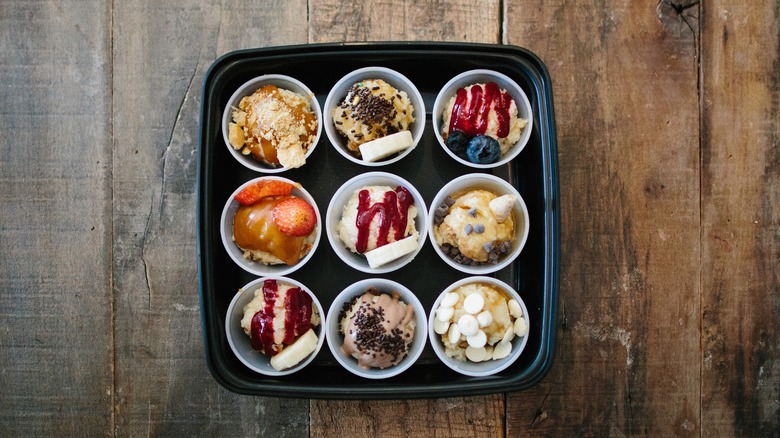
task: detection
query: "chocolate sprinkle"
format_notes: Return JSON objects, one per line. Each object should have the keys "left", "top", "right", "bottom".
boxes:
{"left": 345, "top": 85, "right": 396, "bottom": 126}
{"left": 348, "top": 299, "right": 408, "bottom": 364}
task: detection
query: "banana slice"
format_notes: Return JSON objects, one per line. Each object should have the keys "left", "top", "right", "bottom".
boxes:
{"left": 364, "top": 235, "right": 418, "bottom": 268}
{"left": 269, "top": 328, "right": 318, "bottom": 371}
{"left": 358, "top": 130, "right": 414, "bottom": 162}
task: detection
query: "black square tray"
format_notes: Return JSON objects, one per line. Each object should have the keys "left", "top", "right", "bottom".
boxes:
{"left": 197, "top": 42, "right": 559, "bottom": 399}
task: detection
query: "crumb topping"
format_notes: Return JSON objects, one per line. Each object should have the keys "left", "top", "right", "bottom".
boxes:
{"left": 229, "top": 85, "right": 316, "bottom": 168}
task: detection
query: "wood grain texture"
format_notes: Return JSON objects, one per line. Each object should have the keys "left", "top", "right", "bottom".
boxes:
{"left": 2, "top": 0, "right": 779, "bottom": 435}
{"left": 0, "top": 1, "right": 114, "bottom": 436}
{"left": 311, "top": 396, "right": 504, "bottom": 438}
{"left": 111, "top": 1, "right": 309, "bottom": 436}
{"left": 309, "top": 0, "right": 501, "bottom": 43}
{"left": 504, "top": 1, "right": 702, "bottom": 435}
{"left": 700, "top": 1, "right": 780, "bottom": 436}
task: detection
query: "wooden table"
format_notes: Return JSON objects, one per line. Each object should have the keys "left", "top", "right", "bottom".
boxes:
{"left": 2, "top": 0, "right": 778, "bottom": 436}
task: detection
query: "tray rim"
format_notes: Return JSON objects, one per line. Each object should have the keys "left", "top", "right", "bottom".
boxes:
{"left": 196, "top": 41, "right": 560, "bottom": 399}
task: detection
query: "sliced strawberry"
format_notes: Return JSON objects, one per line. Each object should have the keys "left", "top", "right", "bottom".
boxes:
{"left": 272, "top": 197, "right": 317, "bottom": 237}
{"left": 234, "top": 180, "right": 295, "bottom": 206}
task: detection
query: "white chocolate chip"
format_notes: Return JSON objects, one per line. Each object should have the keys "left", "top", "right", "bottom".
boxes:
{"left": 441, "top": 292, "right": 459, "bottom": 308}
{"left": 433, "top": 318, "right": 450, "bottom": 335}
{"left": 447, "top": 323, "right": 461, "bottom": 345}
{"left": 489, "top": 194, "right": 515, "bottom": 223}
{"left": 502, "top": 326, "right": 516, "bottom": 344}
{"left": 436, "top": 306, "right": 454, "bottom": 322}
{"left": 457, "top": 314, "right": 479, "bottom": 337}
{"left": 476, "top": 310, "right": 493, "bottom": 327}
{"left": 492, "top": 341, "right": 512, "bottom": 360}
{"left": 466, "top": 346, "right": 488, "bottom": 362}
{"left": 463, "top": 293, "right": 484, "bottom": 314}
{"left": 467, "top": 330, "right": 487, "bottom": 348}
{"left": 514, "top": 316, "right": 528, "bottom": 337}
{"left": 508, "top": 299, "right": 523, "bottom": 318}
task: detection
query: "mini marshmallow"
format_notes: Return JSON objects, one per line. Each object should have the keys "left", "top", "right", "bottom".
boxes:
{"left": 447, "top": 323, "right": 462, "bottom": 345}
{"left": 492, "top": 341, "right": 512, "bottom": 360}
{"left": 476, "top": 310, "right": 493, "bottom": 327}
{"left": 508, "top": 299, "right": 523, "bottom": 318}
{"left": 463, "top": 293, "right": 484, "bottom": 314}
{"left": 433, "top": 318, "right": 450, "bottom": 335}
{"left": 436, "top": 306, "right": 454, "bottom": 322}
{"left": 467, "top": 330, "right": 487, "bottom": 348}
{"left": 514, "top": 316, "right": 528, "bottom": 337}
{"left": 457, "top": 314, "right": 479, "bottom": 337}
{"left": 465, "top": 346, "right": 487, "bottom": 362}
{"left": 441, "top": 292, "right": 459, "bottom": 308}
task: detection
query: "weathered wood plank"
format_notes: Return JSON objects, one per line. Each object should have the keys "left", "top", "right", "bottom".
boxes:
{"left": 701, "top": 1, "right": 780, "bottom": 435}
{"left": 311, "top": 396, "right": 504, "bottom": 438}
{"left": 309, "top": 0, "right": 501, "bottom": 43}
{"left": 504, "top": 1, "right": 701, "bottom": 435}
{"left": 111, "top": 1, "right": 310, "bottom": 435}
{"left": 0, "top": 0, "right": 113, "bottom": 436}
{"left": 308, "top": 1, "right": 506, "bottom": 437}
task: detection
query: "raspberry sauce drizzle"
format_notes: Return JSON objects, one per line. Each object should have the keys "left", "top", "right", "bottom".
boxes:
{"left": 250, "top": 279, "right": 279, "bottom": 355}
{"left": 250, "top": 279, "right": 313, "bottom": 356}
{"left": 355, "top": 186, "right": 414, "bottom": 254}
{"left": 448, "top": 82, "right": 512, "bottom": 138}
{"left": 284, "top": 284, "right": 313, "bottom": 344}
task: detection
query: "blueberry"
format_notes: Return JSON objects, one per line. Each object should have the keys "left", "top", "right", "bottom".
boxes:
{"left": 466, "top": 135, "right": 501, "bottom": 164}
{"left": 445, "top": 130, "right": 469, "bottom": 158}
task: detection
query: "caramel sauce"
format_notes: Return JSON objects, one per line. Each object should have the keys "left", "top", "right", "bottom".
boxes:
{"left": 233, "top": 195, "right": 309, "bottom": 265}
{"left": 248, "top": 137, "right": 279, "bottom": 165}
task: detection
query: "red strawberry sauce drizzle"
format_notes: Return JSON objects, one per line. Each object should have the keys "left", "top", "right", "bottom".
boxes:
{"left": 250, "top": 279, "right": 313, "bottom": 356}
{"left": 448, "top": 82, "right": 512, "bottom": 138}
{"left": 355, "top": 186, "right": 414, "bottom": 254}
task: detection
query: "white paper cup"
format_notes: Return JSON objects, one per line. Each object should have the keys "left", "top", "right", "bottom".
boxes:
{"left": 433, "top": 69, "right": 532, "bottom": 168}
{"left": 326, "top": 172, "right": 427, "bottom": 274}
{"left": 225, "top": 276, "right": 325, "bottom": 376}
{"left": 324, "top": 67, "right": 425, "bottom": 166}
{"left": 428, "top": 277, "right": 529, "bottom": 377}
{"left": 222, "top": 74, "right": 322, "bottom": 173}
{"left": 428, "top": 173, "right": 529, "bottom": 275}
{"left": 220, "top": 176, "right": 321, "bottom": 276}
{"left": 325, "top": 278, "right": 427, "bottom": 379}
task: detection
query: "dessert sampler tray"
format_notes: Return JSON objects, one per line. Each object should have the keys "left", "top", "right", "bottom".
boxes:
{"left": 197, "top": 42, "right": 559, "bottom": 399}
